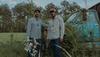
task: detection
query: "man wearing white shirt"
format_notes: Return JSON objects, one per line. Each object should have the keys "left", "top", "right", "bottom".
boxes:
{"left": 47, "top": 6, "right": 65, "bottom": 57}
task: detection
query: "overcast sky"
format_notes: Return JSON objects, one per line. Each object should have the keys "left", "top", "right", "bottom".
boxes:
{"left": 0, "top": 0, "right": 100, "bottom": 8}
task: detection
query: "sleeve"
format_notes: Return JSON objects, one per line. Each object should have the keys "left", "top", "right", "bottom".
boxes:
{"left": 26, "top": 19, "right": 31, "bottom": 39}
{"left": 59, "top": 17, "right": 65, "bottom": 39}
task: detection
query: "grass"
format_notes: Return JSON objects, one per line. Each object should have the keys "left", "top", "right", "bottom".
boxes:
{"left": 0, "top": 33, "right": 27, "bottom": 57}
{"left": 0, "top": 33, "right": 72, "bottom": 57}
{"left": 0, "top": 33, "right": 64, "bottom": 57}
{"left": 0, "top": 41, "right": 27, "bottom": 57}
{"left": 0, "top": 33, "right": 100, "bottom": 57}
{"left": 0, "top": 33, "right": 26, "bottom": 43}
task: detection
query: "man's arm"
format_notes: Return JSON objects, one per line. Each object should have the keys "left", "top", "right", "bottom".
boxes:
{"left": 59, "top": 17, "right": 65, "bottom": 42}
{"left": 26, "top": 19, "right": 31, "bottom": 41}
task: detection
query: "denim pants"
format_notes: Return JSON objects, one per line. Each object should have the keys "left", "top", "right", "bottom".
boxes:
{"left": 50, "top": 39, "right": 61, "bottom": 57}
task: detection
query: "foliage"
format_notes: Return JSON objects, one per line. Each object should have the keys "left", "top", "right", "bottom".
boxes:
{"left": 61, "top": 0, "right": 80, "bottom": 14}
{"left": 63, "top": 22, "right": 82, "bottom": 56}
{"left": 0, "top": 4, "right": 12, "bottom": 32}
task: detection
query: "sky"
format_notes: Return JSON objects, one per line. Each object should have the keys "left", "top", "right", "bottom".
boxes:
{"left": 0, "top": 0, "right": 100, "bottom": 9}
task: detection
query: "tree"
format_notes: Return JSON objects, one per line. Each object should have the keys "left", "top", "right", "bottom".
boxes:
{"left": 70, "top": 2, "right": 80, "bottom": 12}
{"left": 13, "top": 2, "right": 38, "bottom": 32}
{"left": 0, "top": 4, "right": 12, "bottom": 32}
{"left": 60, "top": 0, "right": 81, "bottom": 21}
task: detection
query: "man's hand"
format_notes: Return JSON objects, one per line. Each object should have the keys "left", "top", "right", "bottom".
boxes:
{"left": 27, "top": 36, "right": 30, "bottom": 42}
{"left": 60, "top": 38, "right": 63, "bottom": 43}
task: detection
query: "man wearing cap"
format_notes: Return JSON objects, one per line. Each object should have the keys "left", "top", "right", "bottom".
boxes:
{"left": 26, "top": 8, "right": 42, "bottom": 57}
{"left": 47, "top": 6, "right": 65, "bottom": 57}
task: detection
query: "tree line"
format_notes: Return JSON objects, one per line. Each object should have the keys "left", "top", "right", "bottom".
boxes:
{"left": 0, "top": 0, "right": 81, "bottom": 32}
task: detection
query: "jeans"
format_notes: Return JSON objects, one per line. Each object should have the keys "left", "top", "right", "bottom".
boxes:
{"left": 50, "top": 39, "right": 61, "bottom": 57}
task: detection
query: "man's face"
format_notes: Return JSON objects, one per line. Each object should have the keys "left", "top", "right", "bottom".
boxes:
{"left": 49, "top": 8, "right": 56, "bottom": 18}
{"left": 34, "top": 10, "right": 40, "bottom": 18}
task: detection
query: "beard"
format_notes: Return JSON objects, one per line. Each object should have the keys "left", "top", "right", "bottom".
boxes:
{"left": 35, "top": 15, "right": 39, "bottom": 18}
{"left": 51, "top": 14, "right": 56, "bottom": 19}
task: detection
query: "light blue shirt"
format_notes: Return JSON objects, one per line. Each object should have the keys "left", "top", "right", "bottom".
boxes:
{"left": 47, "top": 15, "right": 65, "bottom": 39}
{"left": 27, "top": 17, "right": 42, "bottom": 39}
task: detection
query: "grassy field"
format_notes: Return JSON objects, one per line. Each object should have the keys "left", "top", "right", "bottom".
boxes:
{"left": 0, "top": 33, "right": 26, "bottom": 43}
{"left": 0, "top": 33, "right": 100, "bottom": 57}
{"left": 0, "top": 33, "right": 27, "bottom": 57}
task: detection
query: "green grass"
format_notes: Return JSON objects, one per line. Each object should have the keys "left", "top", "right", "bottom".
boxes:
{"left": 0, "top": 33, "right": 27, "bottom": 57}
{"left": 0, "top": 33, "right": 100, "bottom": 57}
{"left": 0, "top": 33, "right": 26, "bottom": 43}
{"left": 0, "top": 41, "right": 27, "bottom": 57}
{"left": 0, "top": 33, "right": 71, "bottom": 57}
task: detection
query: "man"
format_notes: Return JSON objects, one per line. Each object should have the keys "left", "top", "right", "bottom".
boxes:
{"left": 47, "top": 6, "right": 65, "bottom": 57}
{"left": 26, "top": 8, "right": 42, "bottom": 57}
